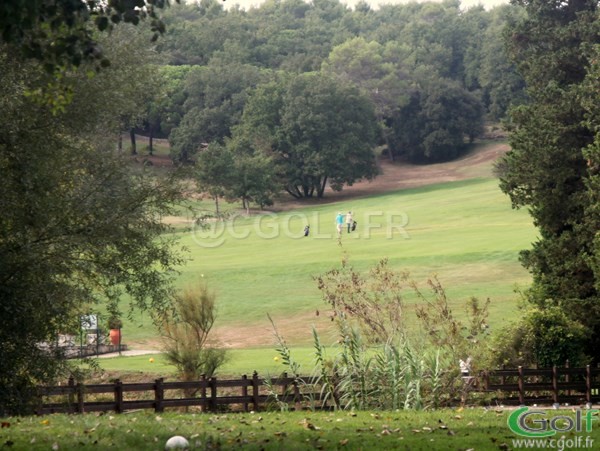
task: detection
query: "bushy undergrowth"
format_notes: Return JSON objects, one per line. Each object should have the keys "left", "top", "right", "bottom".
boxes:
{"left": 268, "top": 257, "right": 491, "bottom": 411}
{"left": 489, "top": 301, "right": 590, "bottom": 368}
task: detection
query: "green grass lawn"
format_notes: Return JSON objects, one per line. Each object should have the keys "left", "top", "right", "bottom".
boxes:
{"left": 98, "top": 347, "right": 326, "bottom": 378}
{"left": 3, "top": 408, "right": 597, "bottom": 450}
{"left": 118, "top": 175, "right": 536, "bottom": 349}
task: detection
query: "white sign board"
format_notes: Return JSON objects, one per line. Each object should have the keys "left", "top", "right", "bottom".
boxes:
{"left": 80, "top": 314, "right": 98, "bottom": 330}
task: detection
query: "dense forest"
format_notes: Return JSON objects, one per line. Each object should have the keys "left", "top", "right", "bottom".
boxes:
{"left": 133, "top": 0, "right": 527, "bottom": 199}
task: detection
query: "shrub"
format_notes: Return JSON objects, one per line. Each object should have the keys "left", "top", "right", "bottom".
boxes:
{"left": 490, "top": 302, "right": 590, "bottom": 368}
{"left": 161, "top": 281, "right": 227, "bottom": 387}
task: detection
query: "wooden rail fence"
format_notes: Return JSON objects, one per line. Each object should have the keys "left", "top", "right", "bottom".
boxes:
{"left": 36, "top": 372, "right": 328, "bottom": 415}
{"left": 35, "top": 365, "right": 600, "bottom": 415}
{"left": 482, "top": 364, "right": 600, "bottom": 406}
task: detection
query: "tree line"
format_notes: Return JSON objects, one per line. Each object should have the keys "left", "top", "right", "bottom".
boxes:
{"left": 139, "top": 0, "right": 527, "bottom": 201}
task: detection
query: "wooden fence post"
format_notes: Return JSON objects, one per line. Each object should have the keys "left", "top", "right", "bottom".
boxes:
{"left": 586, "top": 365, "right": 592, "bottom": 406}
{"left": 282, "top": 372, "right": 288, "bottom": 402}
{"left": 209, "top": 377, "right": 217, "bottom": 411}
{"left": 293, "top": 376, "right": 301, "bottom": 411}
{"left": 154, "top": 378, "right": 164, "bottom": 413}
{"left": 252, "top": 371, "right": 260, "bottom": 412}
{"left": 552, "top": 365, "right": 558, "bottom": 405}
{"left": 241, "top": 375, "right": 249, "bottom": 412}
{"left": 518, "top": 366, "right": 524, "bottom": 405}
{"left": 68, "top": 377, "right": 75, "bottom": 413}
{"left": 76, "top": 382, "right": 84, "bottom": 414}
{"left": 114, "top": 379, "right": 123, "bottom": 413}
{"left": 200, "top": 374, "right": 207, "bottom": 412}
{"left": 565, "top": 360, "right": 571, "bottom": 397}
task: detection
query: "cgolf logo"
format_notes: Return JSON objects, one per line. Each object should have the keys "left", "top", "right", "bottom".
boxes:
{"left": 508, "top": 406, "right": 598, "bottom": 438}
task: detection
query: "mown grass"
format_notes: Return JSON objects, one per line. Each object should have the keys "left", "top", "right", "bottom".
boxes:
{"left": 117, "top": 175, "right": 536, "bottom": 348}
{"left": 2, "top": 408, "right": 597, "bottom": 450}
{"left": 98, "top": 347, "right": 325, "bottom": 378}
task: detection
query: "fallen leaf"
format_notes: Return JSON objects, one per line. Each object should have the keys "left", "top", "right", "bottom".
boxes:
{"left": 300, "top": 419, "right": 320, "bottom": 430}
{"left": 40, "top": 419, "right": 50, "bottom": 425}
{"left": 447, "top": 430, "right": 456, "bottom": 436}
{"left": 422, "top": 427, "right": 432, "bottom": 432}
{"left": 339, "top": 438, "right": 349, "bottom": 446}
{"left": 1, "top": 422, "right": 10, "bottom": 428}
{"left": 454, "top": 415, "right": 462, "bottom": 420}
{"left": 381, "top": 429, "right": 391, "bottom": 435}
{"left": 52, "top": 443, "right": 59, "bottom": 450}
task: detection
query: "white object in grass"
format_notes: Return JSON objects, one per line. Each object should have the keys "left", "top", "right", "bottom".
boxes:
{"left": 165, "top": 435, "right": 189, "bottom": 450}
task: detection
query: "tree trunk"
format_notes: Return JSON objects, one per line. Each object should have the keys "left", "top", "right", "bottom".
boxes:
{"left": 148, "top": 125, "right": 154, "bottom": 156}
{"left": 286, "top": 184, "right": 303, "bottom": 199}
{"left": 302, "top": 183, "right": 311, "bottom": 198}
{"left": 117, "top": 133, "right": 123, "bottom": 152}
{"left": 214, "top": 195, "right": 220, "bottom": 215}
{"left": 130, "top": 129, "right": 137, "bottom": 155}
{"left": 285, "top": 187, "right": 301, "bottom": 199}
{"left": 383, "top": 129, "right": 394, "bottom": 162}
{"left": 317, "top": 176, "right": 328, "bottom": 198}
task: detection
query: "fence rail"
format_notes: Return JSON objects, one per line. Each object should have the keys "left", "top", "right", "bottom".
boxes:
{"left": 35, "top": 365, "right": 600, "bottom": 415}
{"left": 482, "top": 364, "right": 600, "bottom": 406}
{"left": 36, "top": 372, "right": 327, "bottom": 415}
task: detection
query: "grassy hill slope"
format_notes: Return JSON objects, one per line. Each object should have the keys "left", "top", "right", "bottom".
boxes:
{"left": 122, "top": 147, "right": 536, "bottom": 350}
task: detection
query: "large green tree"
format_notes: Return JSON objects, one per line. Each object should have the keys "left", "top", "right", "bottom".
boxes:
{"left": 194, "top": 143, "right": 235, "bottom": 215}
{"left": 237, "top": 72, "right": 378, "bottom": 198}
{"left": 498, "top": 0, "right": 600, "bottom": 362}
{"left": 582, "top": 45, "right": 600, "bottom": 293}
{"left": 169, "top": 61, "right": 264, "bottom": 163}
{"left": 0, "top": 42, "right": 184, "bottom": 414}
{"left": 322, "top": 37, "right": 412, "bottom": 160}
{"left": 390, "top": 76, "right": 484, "bottom": 163}
{"left": 0, "top": 0, "right": 178, "bottom": 71}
